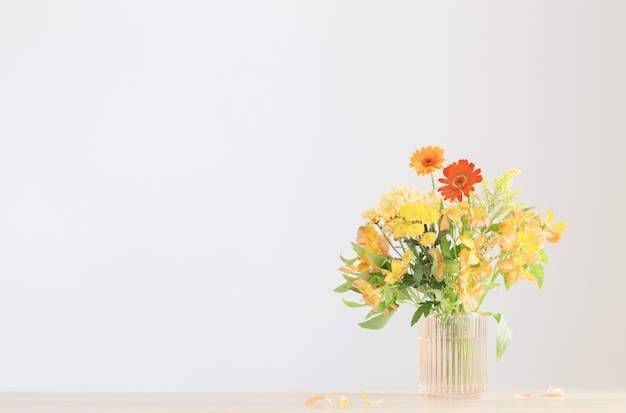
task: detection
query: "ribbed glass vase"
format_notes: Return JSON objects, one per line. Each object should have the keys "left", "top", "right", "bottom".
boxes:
{"left": 418, "top": 312, "right": 487, "bottom": 399}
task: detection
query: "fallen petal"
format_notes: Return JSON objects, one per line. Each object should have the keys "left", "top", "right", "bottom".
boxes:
{"left": 515, "top": 393, "right": 536, "bottom": 400}
{"left": 335, "top": 394, "right": 348, "bottom": 408}
{"left": 305, "top": 395, "right": 332, "bottom": 406}
{"left": 544, "top": 386, "right": 565, "bottom": 397}
{"left": 360, "top": 389, "right": 386, "bottom": 404}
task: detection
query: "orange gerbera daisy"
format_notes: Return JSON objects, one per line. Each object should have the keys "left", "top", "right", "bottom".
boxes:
{"left": 409, "top": 146, "right": 445, "bottom": 176}
{"left": 438, "top": 159, "right": 483, "bottom": 202}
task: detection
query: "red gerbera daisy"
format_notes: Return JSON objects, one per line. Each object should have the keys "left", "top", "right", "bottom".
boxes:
{"left": 438, "top": 159, "right": 483, "bottom": 202}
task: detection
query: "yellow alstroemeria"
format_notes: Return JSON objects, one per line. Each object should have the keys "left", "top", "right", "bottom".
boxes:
{"left": 352, "top": 278, "right": 381, "bottom": 309}
{"left": 442, "top": 200, "right": 469, "bottom": 222}
{"left": 496, "top": 253, "right": 540, "bottom": 286}
{"left": 357, "top": 224, "right": 390, "bottom": 257}
{"left": 459, "top": 248, "right": 480, "bottom": 267}
{"left": 467, "top": 205, "right": 489, "bottom": 228}
{"left": 383, "top": 251, "right": 413, "bottom": 284}
{"left": 517, "top": 231, "right": 542, "bottom": 254}
{"left": 355, "top": 224, "right": 391, "bottom": 273}
{"left": 439, "top": 214, "right": 450, "bottom": 231}
{"left": 459, "top": 235, "right": 480, "bottom": 267}
{"left": 427, "top": 248, "right": 445, "bottom": 278}
{"left": 545, "top": 208, "right": 567, "bottom": 243}
{"left": 459, "top": 282, "right": 484, "bottom": 312}
{"left": 498, "top": 209, "right": 546, "bottom": 255}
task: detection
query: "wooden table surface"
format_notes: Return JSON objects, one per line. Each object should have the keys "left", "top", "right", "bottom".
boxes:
{"left": 0, "top": 389, "right": 625, "bottom": 413}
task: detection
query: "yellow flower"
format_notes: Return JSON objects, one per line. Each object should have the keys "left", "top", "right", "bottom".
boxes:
{"left": 409, "top": 146, "right": 446, "bottom": 176}
{"left": 352, "top": 279, "right": 381, "bottom": 309}
{"left": 399, "top": 202, "right": 425, "bottom": 221}
{"left": 421, "top": 206, "right": 440, "bottom": 225}
{"left": 393, "top": 221, "right": 409, "bottom": 238}
{"left": 498, "top": 209, "right": 545, "bottom": 255}
{"left": 362, "top": 185, "right": 425, "bottom": 223}
{"left": 362, "top": 186, "right": 442, "bottom": 225}
{"left": 441, "top": 201, "right": 469, "bottom": 223}
{"left": 383, "top": 251, "right": 413, "bottom": 284}
{"left": 406, "top": 223, "right": 425, "bottom": 237}
{"left": 467, "top": 206, "right": 489, "bottom": 228}
{"left": 354, "top": 225, "right": 391, "bottom": 273}
{"left": 356, "top": 225, "right": 390, "bottom": 257}
{"left": 545, "top": 208, "right": 567, "bottom": 243}
{"left": 335, "top": 395, "right": 349, "bottom": 408}
{"left": 419, "top": 232, "right": 437, "bottom": 246}
{"left": 496, "top": 254, "right": 539, "bottom": 286}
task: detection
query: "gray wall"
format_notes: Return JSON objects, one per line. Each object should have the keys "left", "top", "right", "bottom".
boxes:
{"left": 0, "top": 0, "right": 623, "bottom": 392}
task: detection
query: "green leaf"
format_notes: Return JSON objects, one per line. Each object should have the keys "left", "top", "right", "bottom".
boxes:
{"left": 383, "top": 287, "right": 393, "bottom": 305}
{"left": 410, "top": 302, "right": 433, "bottom": 326}
{"left": 340, "top": 254, "right": 358, "bottom": 265}
{"left": 487, "top": 223, "right": 500, "bottom": 233}
{"left": 494, "top": 313, "right": 513, "bottom": 361}
{"left": 529, "top": 264, "right": 545, "bottom": 289}
{"left": 358, "top": 310, "right": 395, "bottom": 329}
{"left": 539, "top": 249, "right": 549, "bottom": 263}
{"left": 482, "top": 283, "right": 501, "bottom": 291}
{"left": 350, "top": 272, "right": 374, "bottom": 282}
{"left": 341, "top": 274, "right": 356, "bottom": 284}
{"left": 425, "top": 288, "right": 444, "bottom": 302}
{"left": 442, "top": 259, "right": 460, "bottom": 275}
{"left": 413, "top": 262, "right": 426, "bottom": 284}
{"left": 341, "top": 299, "right": 365, "bottom": 308}
{"left": 334, "top": 275, "right": 358, "bottom": 293}
{"left": 439, "top": 234, "right": 455, "bottom": 260}
{"left": 430, "top": 258, "right": 440, "bottom": 280}
{"left": 333, "top": 283, "right": 351, "bottom": 293}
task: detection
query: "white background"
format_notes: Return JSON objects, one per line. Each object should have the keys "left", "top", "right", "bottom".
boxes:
{"left": 0, "top": 1, "right": 624, "bottom": 392}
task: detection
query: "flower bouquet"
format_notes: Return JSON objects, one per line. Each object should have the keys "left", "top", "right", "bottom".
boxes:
{"left": 335, "top": 146, "right": 567, "bottom": 360}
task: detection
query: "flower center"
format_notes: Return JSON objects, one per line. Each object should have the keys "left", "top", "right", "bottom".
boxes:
{"left": 452, "top": 175, "right": 468, "bottom": 188}
{"left": 423, "top": 158, "right": 434, "bottom": 166}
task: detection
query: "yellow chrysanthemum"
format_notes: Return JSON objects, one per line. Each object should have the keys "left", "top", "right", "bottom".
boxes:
{"left": 419, "top": 232, "right": 437, "bottom": 246}
{"left": 399, "top": 202, "right": 425, "bottom": 221}
{"left": 393, "top": 222, "right": 409, "bottom": 238}
{"left": 362, "top": 186, "right": 442, "bottom": 225}
{"left": 420, "top": 206, "right": 440, "bottom": 225}
{"left": 406, "top": 223, "right": 425, "bottom": 237}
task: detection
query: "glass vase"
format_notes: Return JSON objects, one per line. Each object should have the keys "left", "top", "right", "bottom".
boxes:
{"left": 418, "top": 312, "right": 487, "bottom": 398}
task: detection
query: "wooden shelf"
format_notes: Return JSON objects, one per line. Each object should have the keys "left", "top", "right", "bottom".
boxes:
{"left": 0, "top": 389, "right": 625, "bottom": 413}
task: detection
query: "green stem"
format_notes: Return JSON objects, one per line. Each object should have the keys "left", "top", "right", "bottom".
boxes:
{"left": 477, "top": 269, "right": 501, "bottom": 309}
{"left": 378, "top": 223, "right": 403, "bottom": 256}
{"left": 407, "top": 287, "right": 421, "bottom": 306}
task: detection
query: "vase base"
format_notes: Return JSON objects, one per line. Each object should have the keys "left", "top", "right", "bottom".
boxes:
{"left": 421, "top": 392, "right": 484, "bottom": 400}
